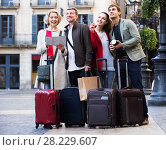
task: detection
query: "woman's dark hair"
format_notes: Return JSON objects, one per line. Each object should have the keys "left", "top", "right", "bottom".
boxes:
{"left": 100, "top": 12, "right": 112, "bottom": 33}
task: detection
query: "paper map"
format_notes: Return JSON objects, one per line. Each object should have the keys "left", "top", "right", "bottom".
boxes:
{"left": 45, "top": 36, "right": 66, "bottom": 46}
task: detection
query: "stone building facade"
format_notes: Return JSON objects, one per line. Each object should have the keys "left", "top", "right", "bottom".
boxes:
{"left": 0, "top": 0, "right": 125, "bottom": 90}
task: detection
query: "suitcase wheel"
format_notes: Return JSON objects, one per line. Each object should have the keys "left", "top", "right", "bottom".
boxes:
{"left": 88, "top": 125, "right": 96, "bottom": 129}
{"left": 44, "top": 124, "right": 53, "bottom": 129}
{"left": 65, "top": 124, "right": 71, "bottom": 128}
{"left": 56, "top": 123, "right": 62, "bottom": 128}
{"left": 79, "top": 123, "right": 85, "bottom": 127}
{"left": 35, "top": 123, "right": 39, "bottom": 129}
{"left": 110, "top": 125, "right": 115, "bottom": 128}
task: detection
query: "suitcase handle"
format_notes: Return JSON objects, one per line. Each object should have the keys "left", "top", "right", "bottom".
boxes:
{"left": 85, "top": 71, "right": 93, "bottom": 77}
{"left": 96, "top": 58, "right": 108, "bottom": 89}
{"left": 117, "top": 58, "right": 129, "bottom": 89}
{"left": 43, "top": 59, "right": 54, "bottom": 89}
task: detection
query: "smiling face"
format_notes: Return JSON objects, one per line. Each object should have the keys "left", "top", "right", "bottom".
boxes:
{"left": 108, "top": 6, "right": 121, "bottom": 20}
{"left": 48, "top": 12, "right": 59, "bottom": 28}
{"left": 66, "top": 9, "right": 78, "bottom": 24}
{"left": 96, "top": 13, "right": 108, "bottom": 28}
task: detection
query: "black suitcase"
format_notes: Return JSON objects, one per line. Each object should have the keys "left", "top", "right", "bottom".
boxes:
{"left": 87, "top": 58, "right": 117, "bottom": 128}
{"left": 116, "top": 58, "right": 144, "bottom": 126}
{"left": 59, "top": 87, "right": 86, "bottom": 127}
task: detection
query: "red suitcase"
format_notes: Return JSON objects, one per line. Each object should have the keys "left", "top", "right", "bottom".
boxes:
{"left": 35, "top": 89, "right": 60, "bottom": 129}
{"left": 35, "top": 55, "right": 61, "bottom": 129}
{"left": 117, "top": 59, "right": 144, "bottom": 126}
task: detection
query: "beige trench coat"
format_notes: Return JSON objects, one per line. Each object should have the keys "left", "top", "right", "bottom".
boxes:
{"left": 34, "top": 29, "right": 67, "bottom": 90}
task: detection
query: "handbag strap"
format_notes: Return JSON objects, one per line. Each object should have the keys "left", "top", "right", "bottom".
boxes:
{"left": 53, "top": 30, "right": 62, "bottom": 61}
{"left": 67, "top": 36, "right": 74, "bottom": 49}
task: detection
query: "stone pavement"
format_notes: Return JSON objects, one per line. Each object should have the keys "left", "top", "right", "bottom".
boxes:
{"left": 0, "top": 90, "right": 166, "bottom": 135}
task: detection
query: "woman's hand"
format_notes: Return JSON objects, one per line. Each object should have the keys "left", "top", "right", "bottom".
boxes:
{"left": 45, "top": 42, "right": 49, "bottom": 49}
{"left": 56, "top": 44, "right": 65, "bottom": 53}
{"left": 109, "top": 44, "right": 115, "bottom": 51}
{"left": 89, "top": 20, "right": 96, "bottom": 32}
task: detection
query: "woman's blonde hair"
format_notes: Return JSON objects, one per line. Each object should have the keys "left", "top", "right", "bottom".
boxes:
{"left": 44, "top": 9, "right": 62, "bottom": 26}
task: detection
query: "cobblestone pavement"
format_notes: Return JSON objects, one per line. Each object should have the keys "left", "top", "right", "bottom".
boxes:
{"left": 0, "top": 90, "right": 165, "bottom": 135}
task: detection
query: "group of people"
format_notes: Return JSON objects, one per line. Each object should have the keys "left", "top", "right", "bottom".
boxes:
{"left": 34, "top": 4, "right": 149, "bottom": 125}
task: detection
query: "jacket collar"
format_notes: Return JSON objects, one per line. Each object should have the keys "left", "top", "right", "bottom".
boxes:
{"left": 120, "top": 18, "right": 124, "bottom": 41}
{"left": 111, "top": 18, "right": 124, "bottom": 41}
{"left": 64, "top": 21, "right": 79, "bottom": 30}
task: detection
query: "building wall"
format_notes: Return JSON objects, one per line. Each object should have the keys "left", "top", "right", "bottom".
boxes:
{"left": 0, "top": 0, "right": 124, "bottom": 90}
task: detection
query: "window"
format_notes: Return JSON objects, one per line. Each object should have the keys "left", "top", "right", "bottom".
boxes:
{"left": 0, "top": 15, "right": 14, "bottom": 44}
{"left": 0, "top": 56, "right": 6, "bottom": 64}
{"left": 77, "top": 14, "right": 88, "bottom": 24}
{"left": 32, "top": 15, "right": 46, "bottom": 44}
{"left": 38, "top": 0, "right": 50, "bottom": 5}
{"left": 2, "top": 0, "right": 14, "bottom": 6}
{"left": 0, "top": 68, "right": 6, "bottom": 89}
{"left": 77, "top": 14, "right": 93, "bottom": 26}
{"left": 38, "top": 15, "right": 46, "bottom": 31}
{"left": 0, "top": 55, "right": 19, "bottom": 89}
{"left": 60, "top": 8, "right": 64, "bottom": 17}
{"left": 76, "top": 0, "right": 81, "bottom": 5}
{"left": 32, "top": 55, "right": 41, "bottom": 88}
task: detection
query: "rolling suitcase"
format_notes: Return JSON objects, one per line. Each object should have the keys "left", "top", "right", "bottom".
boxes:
{"left": 59, "top": 87, "right": 86, "bottom": 127}
{"left": 35, "top": 89, "right": 60, "bottom": 129}
{"left": 116, "top": 58, "right": 144, "bottom": 126}
{"left": 35, "top": 57, "right": 61, "bottom": 129}
{"left": 87, "top": 58, "right": 117, "bottom": 128}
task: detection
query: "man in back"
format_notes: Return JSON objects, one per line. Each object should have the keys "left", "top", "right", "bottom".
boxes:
{"left": 64, "top": 7, "right": 93, "bottom": 86}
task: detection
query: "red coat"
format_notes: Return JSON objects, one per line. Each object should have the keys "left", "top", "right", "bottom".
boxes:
{"left": 90, "top": 30, "right": 110, "bottom": 70}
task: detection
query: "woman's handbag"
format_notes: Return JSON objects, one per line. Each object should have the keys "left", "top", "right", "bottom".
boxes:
{"left": 37, "top": 65, "right": 50, "bottom": 82}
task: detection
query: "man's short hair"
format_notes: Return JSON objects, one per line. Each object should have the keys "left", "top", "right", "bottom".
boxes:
{"left": 67, "top": 7, "right": 78, "bottom": 15}
{"left": 108, "top": 4, "right": 121, "bottom": 17}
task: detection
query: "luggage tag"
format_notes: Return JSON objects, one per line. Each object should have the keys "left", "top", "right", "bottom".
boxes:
{"left": 101, "top": 96, "right": 109, "bottom": 100}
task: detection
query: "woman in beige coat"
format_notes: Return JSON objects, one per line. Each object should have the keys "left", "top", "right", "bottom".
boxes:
{"left": 34, "top": 9, "right": 67, "bottom": 90}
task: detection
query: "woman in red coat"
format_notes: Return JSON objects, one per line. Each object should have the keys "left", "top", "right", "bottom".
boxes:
{"left": 90, "top": 12, "right": 115, "bottom": 88}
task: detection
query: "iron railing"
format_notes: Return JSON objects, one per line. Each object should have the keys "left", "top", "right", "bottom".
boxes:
{"left": 0, "top": 0, "right": 20, "bottom": 7}
{"left": 68, "top": 0, "right": 94, "bottom": 7}
{"left": 0, "top": 34, "right": 38, "bottom": 46}
{"left": 30, "top": 0, "right": 57, "bottom": 8}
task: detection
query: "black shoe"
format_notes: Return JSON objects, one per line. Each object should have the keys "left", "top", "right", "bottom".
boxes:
{"left": 142, "top": 118, "right": 149, "bottom": 125}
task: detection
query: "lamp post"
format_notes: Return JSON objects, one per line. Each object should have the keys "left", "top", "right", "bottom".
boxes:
{"left": 148, "top": 3, "right": 166, "bottom": 105}
{"left": 128, "top": 0, "right": 141, "bottom": 18}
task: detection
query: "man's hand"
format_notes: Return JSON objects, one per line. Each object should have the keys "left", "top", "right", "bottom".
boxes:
{"left": 109, "top": 40, "right": 123, "bottom": 51}
{"left": 114, "top": 40, "right": 123, "bottom": 49}
{"left": 85, "top": 65, "right": 91, "bottom": 72}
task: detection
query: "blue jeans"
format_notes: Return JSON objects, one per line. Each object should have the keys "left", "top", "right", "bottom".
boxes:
{"left": 99, "top": 71, "right": 115, "bottom": 88}
{"left": 44, "top": 82, "right": 50, "bottom": 89}
{"left": 114, "top": 58, "right": 148, "bottom": 118}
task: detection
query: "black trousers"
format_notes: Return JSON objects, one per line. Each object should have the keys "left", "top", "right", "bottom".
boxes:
{"left": 68, "top": 69, "right": 85, "bottom": 87}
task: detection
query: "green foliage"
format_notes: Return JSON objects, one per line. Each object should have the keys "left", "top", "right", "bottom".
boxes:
{"left": 138, "top": 27, "right": 157, "bottom": 50}
{"left": 141, "top": 0, "right": 166, "bottom": 18}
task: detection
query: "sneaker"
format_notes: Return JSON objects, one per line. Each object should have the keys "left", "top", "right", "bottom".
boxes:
{"left": 142, "top": 118, "right": 149, "bottom": 125}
